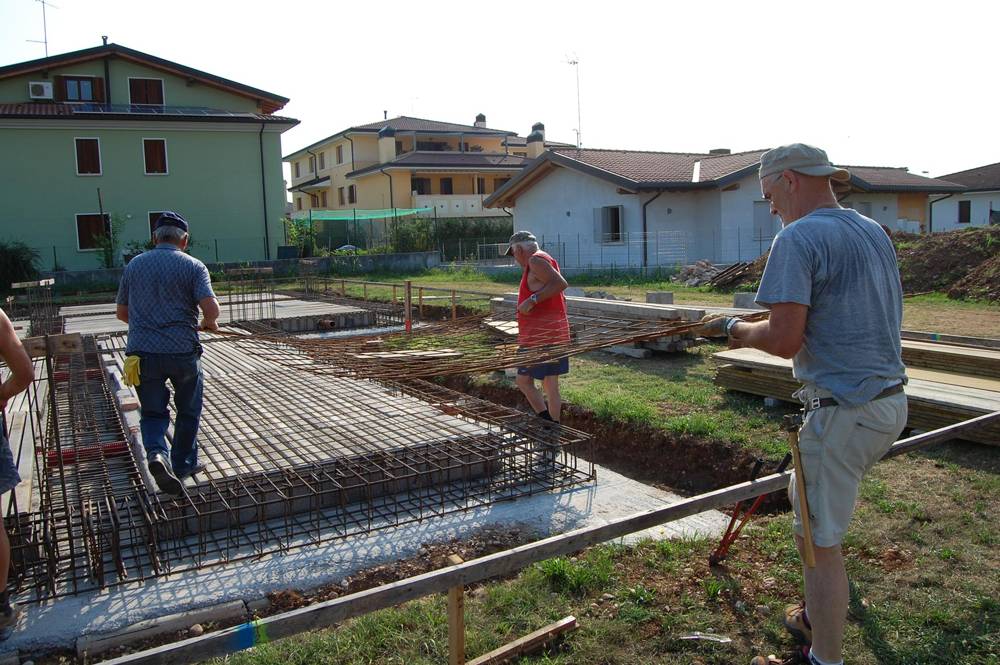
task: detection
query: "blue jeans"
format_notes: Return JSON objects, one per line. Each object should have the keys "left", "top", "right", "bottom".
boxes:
{"left": 134, "top": 350, "right": 203, "bottom": 477}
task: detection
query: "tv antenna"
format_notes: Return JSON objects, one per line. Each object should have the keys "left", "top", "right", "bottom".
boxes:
{"left": 566, "top": 55, "right": 582, "bottom": 148}
{"left": 26, "top": 0, "right": 59, "bottom": 57}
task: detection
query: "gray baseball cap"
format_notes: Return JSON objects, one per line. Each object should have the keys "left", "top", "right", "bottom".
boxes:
{"left": 504, "top": 230, "right": 537, "bottom": 256}
{"left": 759, "top": 143, "right": 850, "bottom": 182}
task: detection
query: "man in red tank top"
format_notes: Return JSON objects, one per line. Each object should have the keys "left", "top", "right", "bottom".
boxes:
{"left": 505, "top": 231, "right": 570, "bottom": 423}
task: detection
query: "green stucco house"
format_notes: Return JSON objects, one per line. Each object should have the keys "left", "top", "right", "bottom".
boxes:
{"left": 0, "top": 41, "right": 298, "bottom": 271}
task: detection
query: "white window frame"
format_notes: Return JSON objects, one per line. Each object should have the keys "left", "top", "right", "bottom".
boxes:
{"left": 142, "top": 137, "right": 169, "bottom": 176}
{"left": 336, "top": 144, "right": 344, "bottom": 165}
{"left": 64, "top": 75, "right": 99, "bottom": 103}
{"left": 596, "top": 205, "right": 624, "bottom": 244}
{"left": 308, "top": 155, "right": 316, "bottom": 174}
{"left": 127, "top": 77, "right": 166, "bottom": 105}
{"left": 294, "top": 161, "right": 301, "bottom": 179}
{"left": 74, "top": 136, "right": 102, "bottom": 176}
{"left": 75, "top": 212, "right": 111, "bottom": 252}
{"left": 318, "top": 151, "right": 325, "bottom": 171}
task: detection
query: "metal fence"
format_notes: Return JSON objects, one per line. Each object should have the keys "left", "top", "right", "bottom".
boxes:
{"left": 467, "top": 229, "right": 776, "bottom": 270}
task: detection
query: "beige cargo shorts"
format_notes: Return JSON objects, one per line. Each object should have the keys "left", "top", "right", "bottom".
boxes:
{"left": 790, "top": 384, "right": 908, "bottom": 547}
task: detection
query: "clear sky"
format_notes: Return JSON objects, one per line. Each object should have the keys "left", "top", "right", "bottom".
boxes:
{"left": 2, "top": 0, "right": 997, "bottom": 179}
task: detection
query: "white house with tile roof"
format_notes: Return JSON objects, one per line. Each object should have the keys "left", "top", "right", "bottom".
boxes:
{"left": 931, "top": 162, "right": 1000, "bottom": 232}
{"left": 485, "top": 148, "right": 964, "bottom": 267}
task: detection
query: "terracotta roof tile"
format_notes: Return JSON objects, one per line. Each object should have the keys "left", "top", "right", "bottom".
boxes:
{"left": 351, "top": 116, "right": 515, "bottom": 135}
{"left": 551, "top": 148, "right": 764, "bottom": 185}
{"left": 937, "top": 162, "right": 1000, "bottom": 191}
{"left": 0, "top": 102, "right": 296, "bottom": 123}
{"left": 846, "top": 166, "right": 963, "bottom": 191}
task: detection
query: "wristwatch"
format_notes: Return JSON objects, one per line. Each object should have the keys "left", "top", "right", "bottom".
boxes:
{"left": 529, "top": 294, "right": 539, "bottom": 304}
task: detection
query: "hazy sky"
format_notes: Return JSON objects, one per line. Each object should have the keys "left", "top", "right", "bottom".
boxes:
{"left": 3, "top": 0, "right": 997, "bottom": 179}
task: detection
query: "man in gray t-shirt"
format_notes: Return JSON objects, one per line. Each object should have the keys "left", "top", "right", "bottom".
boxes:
{"left": 707, "top": 145, "right": 908, "bottom": 665}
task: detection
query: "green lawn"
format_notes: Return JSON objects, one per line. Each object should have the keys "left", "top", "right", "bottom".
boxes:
{"left": 216, "top": 444, "right": 998, "bottom": 665}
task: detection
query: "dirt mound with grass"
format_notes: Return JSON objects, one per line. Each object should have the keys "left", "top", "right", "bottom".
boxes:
{"left": 948, "top": 252, "right": 1000, "bottom": 301}
{"left": 895, "top": 226, "right": 1000, "bottom": 297}
{"left": 721, "top": 226, "right": 1000, "bottom": 301}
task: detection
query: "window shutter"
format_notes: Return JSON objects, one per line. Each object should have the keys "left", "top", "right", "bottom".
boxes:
{"left": 53, "top": 75, "right": 67, "bottom": 102}
{"left": 144, "top": 139, "right": 167, "bottom": 174}
{"left": 593, "top": 207, "right": 604, "bottom": 243}
{"left": 76, "top": 138, "right": 100, "bottom": 175}
{"left": 93, "top": 78, "right": 106, "bottom": 103}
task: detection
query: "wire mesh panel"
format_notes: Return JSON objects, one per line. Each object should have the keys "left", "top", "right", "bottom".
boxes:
{"left": 224, "top": 267, "right": 277, "bottom": 322}
{"left": 11, "top": 278, "right": 61, "bottom": 336}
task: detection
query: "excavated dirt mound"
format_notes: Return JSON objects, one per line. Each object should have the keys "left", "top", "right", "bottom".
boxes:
{"left": 718, "top": 227, "right": 1000, "bottom": 301}
{"left": 896, "top": 226, "right": 1000, "bottom": 297}
{"left": 949, "top": 252, "right": 1000, "bottom": 302}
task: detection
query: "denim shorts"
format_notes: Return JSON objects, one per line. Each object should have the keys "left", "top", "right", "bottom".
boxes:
{"left": 517, "top": 356, "right": 570, "bottom": 380}
{"left": 0, "top": 431, "right": 21, "bottom": 496}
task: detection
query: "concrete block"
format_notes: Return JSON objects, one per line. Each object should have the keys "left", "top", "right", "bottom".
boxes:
{"left": 605, "top": 345, "right": 653, "bottom": 359}
{"left": 76, "top": 600, "right": 247, "bottom": 659}
{"left": 645, "top": 291, "right": 674, "bottom": 305}
{"left": 564, "top": 287, "right": 585, "bottom": 297}
{"left": 733, "top": 293, "right": 766, "bottom": 310}
{"left": 246, "top": 597, "right": 271, "bottom": 615}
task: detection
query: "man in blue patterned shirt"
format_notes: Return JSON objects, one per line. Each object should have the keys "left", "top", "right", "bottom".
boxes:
{"left": 116, "top": 212, "right": 220, "bottom": 496}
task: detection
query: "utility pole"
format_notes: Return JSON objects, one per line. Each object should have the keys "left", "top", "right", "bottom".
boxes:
{"left": 567, "top": 57, "right": 582, "bottom": 148}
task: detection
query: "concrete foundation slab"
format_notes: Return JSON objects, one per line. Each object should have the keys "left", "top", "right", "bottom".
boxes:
{"left": 3, "top": 463, "right": 728, "bottom": 655}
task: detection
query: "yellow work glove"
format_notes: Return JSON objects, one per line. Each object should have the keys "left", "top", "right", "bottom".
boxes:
{"left": 123, "top": 355, "right": 141, "bottom": 387}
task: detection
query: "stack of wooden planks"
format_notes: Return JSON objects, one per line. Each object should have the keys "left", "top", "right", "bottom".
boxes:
{"left": 713, "top": 347, "right": 1000, "bottom": 446}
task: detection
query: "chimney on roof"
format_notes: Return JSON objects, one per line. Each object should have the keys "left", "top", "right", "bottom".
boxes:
{"left": 527, "top": 130, "right": 545, "bottom": 159}
{"left": 531, "top": 122, "right": 545, "bottom": 141}
{"left": 383, "top": 110, "right": 388, "bottom": 120}
{"left": 101, "top": 35, "right": 109, "bottom": 46}
{"left": 474, "top": 113, "right": 487, "bottom": 128}
{"left": 709, "top": 148, "right": 731, "bottom": 155}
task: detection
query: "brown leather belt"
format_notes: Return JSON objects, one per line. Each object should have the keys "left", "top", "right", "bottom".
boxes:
{"left": 803, "top": 382, "right": 905, "bottom": 413}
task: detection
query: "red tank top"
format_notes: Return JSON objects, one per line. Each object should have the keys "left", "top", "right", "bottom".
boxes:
{"left": 517, "top": 250, "right": 571, "bottom": 347}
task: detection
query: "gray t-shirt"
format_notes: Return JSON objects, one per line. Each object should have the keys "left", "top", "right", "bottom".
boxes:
{"left": 755, "top": 208, "right": 906, "bottom": 407}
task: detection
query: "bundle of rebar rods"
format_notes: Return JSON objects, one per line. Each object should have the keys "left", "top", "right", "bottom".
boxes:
{"left": 217, "top": 311, "right": 770, "bottom": 380}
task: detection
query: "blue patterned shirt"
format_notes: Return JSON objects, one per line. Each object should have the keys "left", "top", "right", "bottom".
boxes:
{"left": 116, "top": 245, "right": 216, "bottom": 354}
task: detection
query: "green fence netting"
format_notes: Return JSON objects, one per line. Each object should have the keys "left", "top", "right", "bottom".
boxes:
{"left": 290, "top": 207, "right": 433, "bottom": 221}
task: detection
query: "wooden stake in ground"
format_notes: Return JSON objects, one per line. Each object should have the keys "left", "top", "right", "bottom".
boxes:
{"left": 447, "top": 554, "right": 465, "bottom": 665}
{"left": 783, "top": 413, "right": 816, "bottom": 568}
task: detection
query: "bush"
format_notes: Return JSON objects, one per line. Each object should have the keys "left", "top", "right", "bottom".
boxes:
{"left": 0, "top": 240, "right": 40, "bottom": 294}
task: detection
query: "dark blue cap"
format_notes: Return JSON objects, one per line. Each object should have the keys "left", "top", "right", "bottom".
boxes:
{"left": 154, "top": 211, "right": 188, "bottom": 232}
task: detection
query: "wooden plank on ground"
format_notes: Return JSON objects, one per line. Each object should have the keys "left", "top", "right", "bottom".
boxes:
{"left": 467, "top": 616, "right": 578, "bottom": 665}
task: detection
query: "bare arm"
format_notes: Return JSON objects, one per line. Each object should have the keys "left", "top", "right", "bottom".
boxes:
{"left": 518, "top": 257, "right": 568, "bottom": 314}
{"left": 199, "top": 296, "right": 221, "bottom": 331}
{"left": 116, "top": 304, "right": 129, "bottom": 323}
{"left": 729, "top": 302, "right": 807, "bottom": 359}
{"left": 0, "top": 309, "right": 34, "bottom": 408}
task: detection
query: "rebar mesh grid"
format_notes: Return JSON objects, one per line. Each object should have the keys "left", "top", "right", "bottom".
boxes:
{"left": 6, "top": 333, "right": 594, "bottom": 599}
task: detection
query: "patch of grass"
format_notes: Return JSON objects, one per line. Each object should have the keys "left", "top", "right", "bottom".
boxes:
{"left": 535, "top": 550, "right": 615, "bottom": 597}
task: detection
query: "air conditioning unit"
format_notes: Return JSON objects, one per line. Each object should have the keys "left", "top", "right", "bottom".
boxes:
{"left": 28, "top": 81, "right": 54, "bottom": 100}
